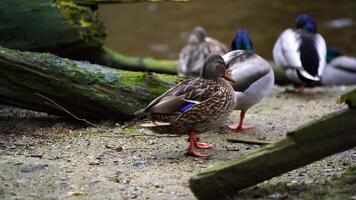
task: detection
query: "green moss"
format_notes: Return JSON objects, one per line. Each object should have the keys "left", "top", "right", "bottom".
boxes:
{"left": 341, "top": 167, "right": 356, "bottom": 177}
{"left": 101, "top": 47, "right": 177, "bottom": 74}
{"left": 56, "top": 0, "right": 106, "bottom": 47}
{"left": 120, "top": 127, "right": 140, "bottom": 136}
{"left": 337, "top": 89, "right": 356, "bottom": 108}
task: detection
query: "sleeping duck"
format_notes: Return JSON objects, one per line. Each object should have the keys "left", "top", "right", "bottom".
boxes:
{"left": 321, "top": 47, "right": 356, "bottom": 86}
{"left": 137, "top": 55, "right": 236, "bottom": 157}
{"left": 273, "top": 14, "right": 326, "bottom": 92}
{"left": 223, "top": 29, "right": 274, "bottom": 131}
{"left": 178, "top": 26, "right": 228, "bottom": 76}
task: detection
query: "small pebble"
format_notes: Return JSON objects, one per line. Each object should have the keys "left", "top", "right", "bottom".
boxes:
{"left": 30, "top": 151, "right": 44, "bottom": 158}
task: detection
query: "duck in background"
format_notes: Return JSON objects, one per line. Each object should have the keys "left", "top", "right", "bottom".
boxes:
{"left": 321, "top": 47, "right": 356, "bottom": 86}
{"left": 178, "top": 26, "right": 228, "bottom": 77}
{"left": 223, "top": 29, "right": 274, "bottom": 131}
{"left": 273, "top": 14, "right": 326, "bottom": 92}
{"left": 136, "top": 55, "right": 236, "bottom": 157}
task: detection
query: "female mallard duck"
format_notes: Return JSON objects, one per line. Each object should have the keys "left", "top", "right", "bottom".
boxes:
{"left": 178, "top": 26, "right": 228, "bottom": 77}
{"left": 321, "top": 47, "right": 356, "bottom": 85}
{"left": 137, "top": 55, "right": 236, "bottom": 157}
{"left": 273, "top": 14, "right": 326, "bottom": 92}
{"left": 223, "top": 29, "right": 274, "bottom": 131}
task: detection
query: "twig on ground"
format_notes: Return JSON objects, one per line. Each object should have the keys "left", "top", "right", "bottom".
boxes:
{"left": 227, "top": 137, "right": 273, "bottom": 145}
{"left": 34, "top": 92, "right": 105, "bottom": 131}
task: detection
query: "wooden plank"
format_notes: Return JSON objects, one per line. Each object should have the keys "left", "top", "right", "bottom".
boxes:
{"left": 189, "top": 108, "right": 356, "bottom": 200}
{"left": 227, "top": 137, "right": 273, "bottom": 145}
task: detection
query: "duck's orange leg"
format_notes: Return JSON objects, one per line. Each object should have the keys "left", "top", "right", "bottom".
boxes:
{"left": 228, "top": 111, "right": 254, "bottom": 131}
{"left": 185, "top": 131, "right": 213, "bottom": 157}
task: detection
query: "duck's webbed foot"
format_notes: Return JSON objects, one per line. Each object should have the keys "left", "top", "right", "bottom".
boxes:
{"left": 185, "top": 131, "right": 212, "bottom": 157}
{"left": 228, "top": 123, "right": 254, "bottom": 131}
{"left": 227, "top": 110, "right": 254, "bottom": 132}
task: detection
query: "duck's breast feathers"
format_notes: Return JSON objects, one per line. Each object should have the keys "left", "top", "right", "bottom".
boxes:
{"left": 223, "top": 50, "right": 272, "bottom": 92}
{"left": 273, "top": 29, "right": 302, "bottom": 69}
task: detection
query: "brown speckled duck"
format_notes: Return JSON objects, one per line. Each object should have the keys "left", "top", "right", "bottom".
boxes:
{"left": 178, "top": 27, "right": 228, "bottom": 77}
{"left": 136, "top": 55, "right": 236, "bottom": 157}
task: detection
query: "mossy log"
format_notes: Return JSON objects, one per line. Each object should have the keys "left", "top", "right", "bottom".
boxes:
{"left": 0, "top": 45, "right": 178, "bottom": 119}
{"left": 74, "top": 0, "right": 188, "bottom": 6}
{"left": 79, "top": 47, "right": 177, "bottom": 74}
{"left": 337, "top": 89, "right": 356, "bottom": 109}
{"left": 190, "top": 106, "right": 356, "bottom": 199}
{"left": 0, "top": 0, "right": 106, "bottom": 54}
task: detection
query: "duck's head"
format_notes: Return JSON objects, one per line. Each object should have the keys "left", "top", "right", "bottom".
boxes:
{"left": 303, "top": 21, "right": 317, "bottom": 33}
{"left": 326, "top": 47, "right": 343, "bottom": 63}
{"left": 231, "top": 29, "right": 253, "bottom": 51}
{"left": 296, "top": 13, "right": 317, "bottom": 33}
{"left": 201, "top": 55, "right": 235, "bottom": 83}
{"left": 188, "top": 26, "right": 206, "bottom": 44}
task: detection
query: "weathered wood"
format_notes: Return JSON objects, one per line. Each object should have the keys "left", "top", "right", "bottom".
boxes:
{"left": 337, "top": 89, "right": 356, "bottom": 109}
{"left": 0, "top": 0, "right": 106, "bottom": 53}
{"left": 0, "top": 45, "right": 178, "bottom": 120}
{"left": 189, "top": 108, "right": 356, "bottom": 200}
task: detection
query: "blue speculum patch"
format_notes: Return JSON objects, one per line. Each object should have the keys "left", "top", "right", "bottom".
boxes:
{"left": 179, "top": 102, "right": 195, "bottom": 112}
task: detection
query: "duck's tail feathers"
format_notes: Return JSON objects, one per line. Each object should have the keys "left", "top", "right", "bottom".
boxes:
{"left": 121, "top": 111, "right": 149, "bottom": 129}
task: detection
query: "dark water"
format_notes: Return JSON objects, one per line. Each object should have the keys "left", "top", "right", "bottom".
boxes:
{"left": 99, "top": 0, "right": 356, "bottom": 60}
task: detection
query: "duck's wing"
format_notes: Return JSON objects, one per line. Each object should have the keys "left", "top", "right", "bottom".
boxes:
{"left": 315, "top": 33, "right": 327, "bottom": 76}
{"left": 223, "top": 50, "right": 272, "bottom": 92}
{"left": 141, "top": 79, "right": 210, "bottom": 115}
{"left": 273, "top": 29, "right": 302, "bottom": 70}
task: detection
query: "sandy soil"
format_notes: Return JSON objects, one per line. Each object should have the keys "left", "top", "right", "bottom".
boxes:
{"left": 0, "top": 85, "right": 355, "bottom": 200}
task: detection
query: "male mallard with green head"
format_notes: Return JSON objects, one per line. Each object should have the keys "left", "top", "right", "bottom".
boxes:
{"left": 273, "top": 14, "right": 326, "bottom": 92}
{"left": 223, "top": 29, "right": 274, "bottom": 131}
{"left": 136, "top": 55, "right": 236, "bottom": 157}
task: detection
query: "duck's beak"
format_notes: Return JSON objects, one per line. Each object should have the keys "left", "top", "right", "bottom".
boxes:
{"left": 223, "top": 72, "right": 236, "bottom": 83}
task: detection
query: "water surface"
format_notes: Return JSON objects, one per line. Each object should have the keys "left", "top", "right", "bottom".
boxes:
{"left": 99, "top": 0, "right": 356, "bottom": 60}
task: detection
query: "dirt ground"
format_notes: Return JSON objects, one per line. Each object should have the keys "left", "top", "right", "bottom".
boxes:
{"left": 0, "top": 85, "right": 356, "bottom": 200}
